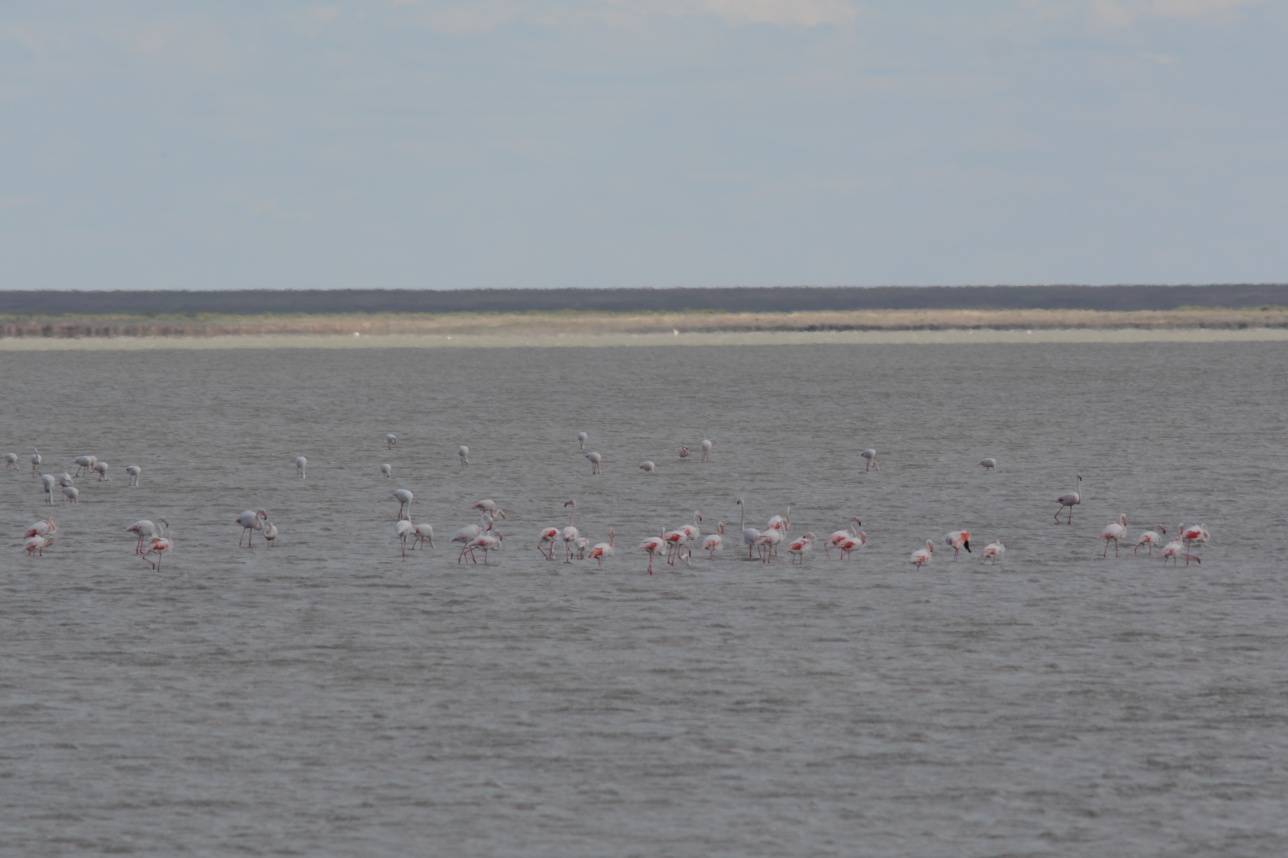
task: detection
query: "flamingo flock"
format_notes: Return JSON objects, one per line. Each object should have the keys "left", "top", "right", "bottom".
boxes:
{"left": 5, "top": 433, "right": 1214, "bottom": 574}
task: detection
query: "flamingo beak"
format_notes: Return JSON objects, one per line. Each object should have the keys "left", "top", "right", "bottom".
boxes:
{"left": 963, "top": 540, "right": 972, "bottom": 552}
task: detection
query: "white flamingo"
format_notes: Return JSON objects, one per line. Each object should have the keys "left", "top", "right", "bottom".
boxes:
{"left": 413, "top": 523, "right": 435, "bottom": 550}
{"left": 453, "top": 522, "right": 485, "bottom": 563}
{"left": 4, "top": 452, "right": 17, "bottom": 469}
{"left": 380, "top": 463, "right": 393, "bottom": 478}
{"left": 237, "top": 509, "right": 267, "bottom": 547}
{"left": 910, "top": 540, "right": 935, "bottom": 568}
{"left": 577, "top": 431, "right": 589, "bottom": 451}
{"left": 979, "top": 457, "right": 997, "bottom": 471}
{"left": 1100, "top": 513, "right": 1128, "bottom": 558}
{"left": 73, "top": 454, "right": 97, "bottom": 478}
{"left": 126, "top": 519, "right": 157, "bottom": 555}
{"left": 31, "top": 447, "right": 42, "bottom": 477}
{"left": 586, "top": 451, "right": 602, "bottom": 475}
{"left": 639, "top": 460, "right": 656, "bottom": 474}
{"left": 701, "top": 522, "right": 726, "bottom": 559}
{"left": 295, "top": 456, "right": 307, "bottom": 479}
{"left": 386, "top": 433, "right": 399, "bottom": 448}
{"left": 561, "top": 499, "right": 580, "bottom": 563}
{"left": 125, "top": 464, "right": 142, "bottom": 486}
{"left": 393, "top": 489, "right": 414, "bottom": 521}
{"left": 472, "top": 499, "right": 509, "bottom": 520}
{"left": 1134, "top": 525, "right": 1167, "bottom": 555}
{"left": 861, "top": 448, "right": 879, "bottom": 472}
{"left": 396, "top": 519, "right": 415, "bottom": 558}
{"left": 1055, "top": 475, "right": 1082, "bottom": 524}
{"left": 701, "top": 439, "right": 713, "bottom": 462}
{"left": 93, "top": 461, "right": 109, "bottom": 481}
{"left": 40, "top": 473, "right": 56, "bottom": 504}
{"left": 458, "top": 445, "right": 470, "bottom": 466}
{"left": 62, "top": 485, "right": 80, "bottom": 504}
{"left": 263, "top": 515, "right": 280, "bottom": 548}
{"left": 736, "top": 497, "right": 761, "bottom": 560}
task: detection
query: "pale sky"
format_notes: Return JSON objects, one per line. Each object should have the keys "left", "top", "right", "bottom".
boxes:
{"left": 2, "top": 1, "right": 1285, "bottom": 290}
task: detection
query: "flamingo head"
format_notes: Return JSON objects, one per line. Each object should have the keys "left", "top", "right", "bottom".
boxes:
{"left": 257, "top": 510, "right": 268, "bottom": 520}
{"left": 564, "top": 499, "right": 576, "bottom": 508}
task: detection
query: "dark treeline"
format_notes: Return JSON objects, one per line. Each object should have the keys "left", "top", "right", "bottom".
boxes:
{"left": 2, "top": 284, "right": 1286, "bottom": 316}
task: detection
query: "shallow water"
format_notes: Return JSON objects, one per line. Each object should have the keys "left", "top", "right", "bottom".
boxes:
{"left": 3, "top": 342, "right": 1287, "bottom": 856}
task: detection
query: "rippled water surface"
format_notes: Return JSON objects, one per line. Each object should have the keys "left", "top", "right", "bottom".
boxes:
{"left": 3, "top": 342, "right": 1287, "bottom": 856}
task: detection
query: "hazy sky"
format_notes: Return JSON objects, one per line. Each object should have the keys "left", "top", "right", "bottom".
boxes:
{"left": 3, "top": 1, "right": 1285, "bottom": 290}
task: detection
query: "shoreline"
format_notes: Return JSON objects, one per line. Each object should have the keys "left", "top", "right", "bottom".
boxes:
{"left": 3, "top": 326, "right": 1287, "bottom": 351}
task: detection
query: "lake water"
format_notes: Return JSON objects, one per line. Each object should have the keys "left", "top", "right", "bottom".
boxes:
{"left": 3, "top": 339, "right": 1287, "bottom": 856}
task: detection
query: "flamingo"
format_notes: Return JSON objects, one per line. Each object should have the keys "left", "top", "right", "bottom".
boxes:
{"left": 295, "top": 456, "right": 307, "bottom": 479}
{"left": 640, "top": 535, "right": 666, "bottom": 575}
{"left": 73, "top": 454, "right": 97, "bottom": 478}
{"left": 93, "top": 461, "right": 109, "bottom": 481}
{"left": 393, "top": 489, "right": 414, "bottom": 521}
{"left": 944, "top": 530, "right": 972, "bottom": 559}
{"left": 472, "top": 499, "right": 509, "bottom": 522}
{"left": 679, "top": 511, "right": 703, "bottom": 544}
{"left": 826, "top": 517, "right": 863, "bottom": 558}
{"left": 766, "top": 504, "right": 792, "bottom": 533}
{"left": 4, "top": 452, "right": 16, "bottom": 469}
{"left": 701, "top": 439, "right": 713, "bottom": 462}
{"left": 1134, "top": 525, "right": 1168, "bottom": 555}
{"left": 910, "top": 540, "right": 935, "bottom": 568}
{"left": 25, "top": 534, "right": 54, "bottom": 557}
{"left": 787, "top": 532, "right": 816, "bottom": 565}
{"left": 754, "top": 528, "right": 783, "bottom": 564}
{"left": 736, "top": 497, "right": 761, "bottom": 560}
{"left": 126, "top": 519, "right": 156, "bottom": 555}
{"left": 639, "top": 460, "right": 656, "bottom": 474}
{"left": 561, "top": 499, "right": 579, "bottom": 563}
{"left": 586, "top": 451, "right": 602, "bottom": 474}
{"left": 396, "top": 519, "right": 415, "bottom": 558}
{"left": 458, "top": 445, "right": 470, "bottom": 466}
{"left": 453, "top": 522, "right": 485, "bottom": 563}
{"left": 380, "top": 463, "right": 393, "bottom": 478}
{"left": 577, "top": 431, "right": 589, "bottom": 450}
{"left": 62, "top": 485, "right": 80, "bottom": 504}
{"left": 981, "top": 540, "right": 1006, "bottom": 563}
{"left": 263, "top": 515, "right": 280, "bottom": 548}
{"left": 588, "top": 529, "right": 616, "bottom": 568}
{"left": 1055, "top": 475, "right": 1082, "bottom": 524}
{"left": 141, "top": 520, "right": 173, "bottom": 570}
{"left": 31, "top": 447, "right": 42, "bottom": 477}
{"left": 26, "top": 517, "right": 57, "bottom": 538}
{"left": 861, "top": 448, "right": 879, "bottom": 472}
{"left": 467, "top": 531, "right": 503, "bottom": 565}
{"left": 678, "top": 446, "right": 690, "bottom": 459}
{"left": 536, "top": 525, "right": 560, "bottom": 560}
{"left": 1100, "top": 513, "right": 1128, "bottom": 558}
{"left": 125, "top": 464, "right": 142, "bottom": 486}
{"left": 57, "top": 472, "right": 74, "bottom": 487}
{"left": 1160, "top": 538, "right": 1201, "bottom": 566}
{"left": 979, "top": 457, "right": 997, "bottom": 472}
{"left": 237, "top": 509, "right": 266, "bottom": 547}
{"left": 701, "top": 522, "right": 726, "bottom": 559}
{"left": 40, "top": 473, "right": 56, "bottom": 504}
{"left": 1180, "top": 524, "right": 1211, "bottom": 549}
{"left": 835, "top": 530, "right": 868, "bottom": 560}
{"left": 386, "top": 433, "right": 399, "bottom": 449}
{"left": 413, "top": 523, "right": 435, "bottom": 550}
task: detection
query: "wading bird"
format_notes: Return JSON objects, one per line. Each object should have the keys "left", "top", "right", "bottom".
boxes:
{"left": 701, "top": 439, "right": 713, "bottom": 462}
{"left": 910, "top": 540, "right": 935, "bottom": 568}
{"left": 125, "top": 464, "right": 142, "bottom": 486}
{"left": 393, "top": 489, "right": 414, "bottom": 521}
{"left": 944, "top": 530, "right": 972, "bottom": 559}
{"left": 1135, "top": 525, "right": 1167, "bottom": 555}
{"left": 1100, "top": 514, "right": 1128, "bottom": 558}
{"left": 861, "top": 448, "right": 879, "bottom": 472}
{"left": 295, "top": 456, "right": 307, "bottom": 479}
{"left": 588, "top": 529, "right": 615, "bottom": 568}
{"left": 981, "top": 540, "right": 1006, "bottom": 562}
{"left": 1055, "top": 475, "right": 1082, "bottom": 525}
{"left": 237, "top": 509, "right": 266, "bottom": 548}
{"left": 586, "top": 451, "right": 602, "bottom": 475}
{"left": 979, "top": 458, "right": 997, "bottom": 472}
{"left": 458, "top": 445, "right": 470, "bottom": 466}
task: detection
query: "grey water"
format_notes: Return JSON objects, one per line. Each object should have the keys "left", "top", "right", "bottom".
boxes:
{"left": 3, "top": 341, "right": 1287, "bottom": 856}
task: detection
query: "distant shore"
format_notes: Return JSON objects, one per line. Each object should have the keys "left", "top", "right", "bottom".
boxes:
{"left": 3, "top": 308, "right": 1288, "bottom": 349}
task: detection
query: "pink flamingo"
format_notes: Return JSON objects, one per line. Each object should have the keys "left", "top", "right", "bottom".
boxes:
{"left": 413, "top": 523, "right": 435, "bottom": 550}
{"left": 701, "top": 522, "right": 726, "bottom": 559}
{"left": 640, "top": 535, "right": 666, "bottom": 575}
{"left": 141, "top": 520, "right": 173, "bottom": 570}
{"left": 826, "top": 517, "right": 863, "bottom": 558}
{"left": 126, "top": 519, "right": 156, "bottom": 555}
{"left": 787, "top": 532, "right": 816, "bottom": 565}
{"left": 835, "top": 530, "right": 868, "bottom": 560}
{"left": 25, "top": 534, "right": 54, "bottom": 557}
{"left": 754, "top": 528, "right": 783, "bottom": 564}
{"left": 561, "top": 499, "right": 579, "bottom": 563}
{"left": 910, "top": 540, "right": 935, "bottom": 568}
{"left": 1160, "top": 538, "right": 1201, "bottom": 566}
{"left": 25, "top": 517, "right": 57, "bottom": 539}
{"left": 467, "top": 531, "right": 503, "bottom": 565}
{"left": 237, "top": 509, "right": 267, "bottom": 548}
{"left": 588, "top": 529, "right": 616, "bottom": 568}
{"left": 981, "top": 540, "right": 1005, "bottom": 562}
{"left": 944, "top": 530, "right": 972, "bottom": 559}
{"left": 678, "top": 446, "right": 690, "bottom": 459}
